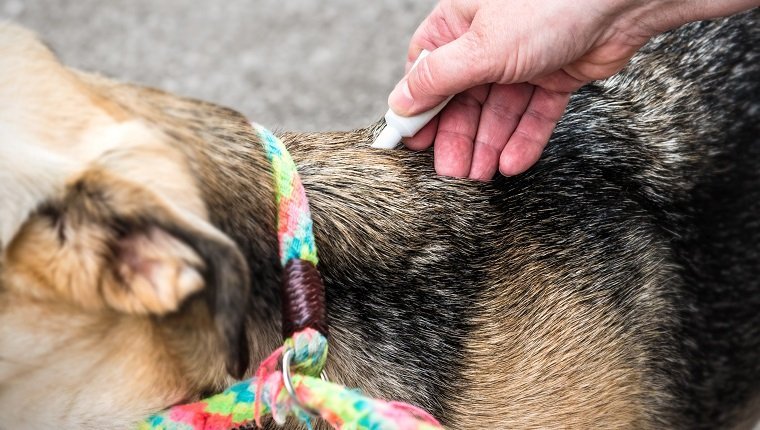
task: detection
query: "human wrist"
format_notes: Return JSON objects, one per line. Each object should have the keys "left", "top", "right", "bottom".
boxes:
{"left": 627, "top": 0, "right": 758, "bottom": 34}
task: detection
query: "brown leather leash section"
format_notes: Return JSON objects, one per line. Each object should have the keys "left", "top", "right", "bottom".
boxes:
{"left": 281, "top": 259, "right": 328, "bottom": 339}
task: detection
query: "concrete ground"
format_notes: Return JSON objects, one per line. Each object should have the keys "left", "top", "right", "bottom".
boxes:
{"left": 1, "top": 0, "right": 437, "bottom": 131}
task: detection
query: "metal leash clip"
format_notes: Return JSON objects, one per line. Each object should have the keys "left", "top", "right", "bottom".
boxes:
{"left": 281, "top": 348, "right": 329, "bottom": 419}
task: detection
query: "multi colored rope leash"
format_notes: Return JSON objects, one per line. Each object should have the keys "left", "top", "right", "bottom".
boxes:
{"left": 139, "top": 124, "right": 443, "bottom": 430}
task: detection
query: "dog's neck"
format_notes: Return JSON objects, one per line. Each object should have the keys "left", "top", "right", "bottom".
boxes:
{"left": 277, "top": 123, "right": 393, "bottom": 277}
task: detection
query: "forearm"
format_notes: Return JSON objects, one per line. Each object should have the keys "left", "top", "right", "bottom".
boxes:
{"left": 690, "top": 0, "right": 758, "bottom": 19}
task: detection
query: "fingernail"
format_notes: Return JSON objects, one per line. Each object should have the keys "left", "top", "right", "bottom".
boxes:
{"left": 389, "top": 79, "right": 414, "bottom": 114}
{"left": 469, "top": 145, "right": 499, "bottom": 181}
{"left": 499, "top": 153, "right": 514, "bottom": 177}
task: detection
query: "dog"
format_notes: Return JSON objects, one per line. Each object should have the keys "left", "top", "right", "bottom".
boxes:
{"left": 0, "top": 9, "right": 758, "bottom": 430}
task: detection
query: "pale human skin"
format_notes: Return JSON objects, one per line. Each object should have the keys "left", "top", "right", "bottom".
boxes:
{"left": 388, "top": 0, "right": 759, "bottom": 180}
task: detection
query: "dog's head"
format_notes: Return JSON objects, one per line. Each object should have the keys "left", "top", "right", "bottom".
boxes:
{"left": 0, "top": 24, "right": 274, "bottom": 428}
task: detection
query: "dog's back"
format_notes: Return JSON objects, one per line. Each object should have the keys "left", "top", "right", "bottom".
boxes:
{"left": 486, "top": 11, "right": 760, "bottom": 427}
{"left": 498, "top": 11, "right": 760, "bottom": 427}
{"left": 649, "top": 14, "right": 760, "bottom": 426}
{"left": 584, "top": 13, "right": 759, "bottom": 427}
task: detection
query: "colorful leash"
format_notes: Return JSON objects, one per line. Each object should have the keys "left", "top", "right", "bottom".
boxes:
{"left": 139, "top": 124, "right": 443, "bottom": 430}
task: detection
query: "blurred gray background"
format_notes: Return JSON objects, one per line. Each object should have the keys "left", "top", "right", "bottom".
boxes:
{"left": 1, "top": 0, "right": 437, "bottom": 131}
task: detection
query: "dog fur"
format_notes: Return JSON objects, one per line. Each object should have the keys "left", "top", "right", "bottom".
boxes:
{"left": 0, "top": 10, "right": 758, "bottom": 430}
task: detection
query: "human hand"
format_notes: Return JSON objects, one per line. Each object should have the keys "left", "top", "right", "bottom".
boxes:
{"left": 388, "top": 0, "right": 689, "bottom": 180}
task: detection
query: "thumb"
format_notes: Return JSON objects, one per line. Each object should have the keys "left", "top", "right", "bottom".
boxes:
{"left": 389, "top": 31, "right": 493, "bottom": 116}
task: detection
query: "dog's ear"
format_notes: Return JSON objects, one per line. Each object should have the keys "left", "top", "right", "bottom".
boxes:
{"left": 5, "top": 168, "right": 250, "bottom": 378}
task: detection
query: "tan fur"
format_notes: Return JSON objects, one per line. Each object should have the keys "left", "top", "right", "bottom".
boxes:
{"left": 458, "top": 272, "right": 644, "bottom": 428}
{"left": 0, "top": 295, "right": 230, "bottom": 429}
{"left": 449, "top": 239, "right": 679, "bottom": 428}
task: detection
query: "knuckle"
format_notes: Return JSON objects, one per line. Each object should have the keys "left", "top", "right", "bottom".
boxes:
{"left": 460, "top": 32, "right": 489, "bottom": 75}
{"left": 467, "top": 25, "right": 502, "bottom": 74}
{"left": 512, "top": 127, "right": 540, "bottom": 146}
{"left": 438, "top": 128, "right": 475, "bottom": 144}
{"left": 414, "top": 58, "right": 440, "bottom": 97}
